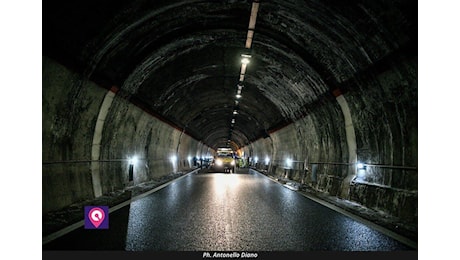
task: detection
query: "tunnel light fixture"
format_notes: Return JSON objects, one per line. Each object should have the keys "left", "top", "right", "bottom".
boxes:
{"left": 357, "top": 162, "right": 367, "bottom": 170}
{"left": 170, "top": 155, "right": 177, "bottom": 163}
{"left": 230, "top": 1, "right": 259, "bottom": 131}
{"left": 286, "top": 158, "right": 293, "bottom": 168}
{"left": 265, "top": 157, "right": 270, "bottom": 165}
{"left": 231, "top": 119, "right": 235, "bottom": 124}
{"left": 241, "top": 54, "right": 251, "bottom": 65}
{"left": 129, "top": 156, "right": 138, "bottom": 165}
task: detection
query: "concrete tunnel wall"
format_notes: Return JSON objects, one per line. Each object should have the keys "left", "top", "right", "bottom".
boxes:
{"left": 43, "top": 52, "right": 417, "bottom": 224}
{"left": 43, "top": 51, "right": 417, "bottom": 226}
{"left": 245, "top": 54, "right": 417, "bottom": 224}
{"left": 43, "top": 56, "right": 211, "bottom": 213}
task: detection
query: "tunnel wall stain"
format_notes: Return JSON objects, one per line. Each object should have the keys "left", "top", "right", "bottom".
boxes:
{"left": 43, "top": 56, "right": 106, "bottom": 213}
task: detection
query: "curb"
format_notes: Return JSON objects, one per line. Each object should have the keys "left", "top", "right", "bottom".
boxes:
{"left": 42, "top": 168, "right": 200, "bottom": 245}
{"left": 249, "top": 168, "right": 417, "bottom": 249}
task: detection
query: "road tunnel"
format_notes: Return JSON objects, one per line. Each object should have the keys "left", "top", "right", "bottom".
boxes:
{"left": 42, "top": 0, "right": 417, "bottom": 252}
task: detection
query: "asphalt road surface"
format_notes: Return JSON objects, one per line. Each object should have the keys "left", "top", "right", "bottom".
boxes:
{"left": 43, "top": 169, "right": 413, "bottom": 251}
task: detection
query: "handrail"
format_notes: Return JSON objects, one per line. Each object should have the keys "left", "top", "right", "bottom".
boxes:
{"left": 42, "top": 159, "right": 136, "bottom": 165}
{"left": 362, "top": 163, "right": 417, "bottom": 171}
{"left": 267, "top": 160, "right": 417, "bottom": 171}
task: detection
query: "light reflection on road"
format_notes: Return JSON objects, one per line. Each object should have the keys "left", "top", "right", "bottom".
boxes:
{"left": 124, "top": 170, "right": 413, "bottom": 251}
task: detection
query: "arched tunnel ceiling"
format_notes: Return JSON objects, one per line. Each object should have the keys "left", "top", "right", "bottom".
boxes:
{"left": 43, "top": 0, "right": 417, "bottom": 150}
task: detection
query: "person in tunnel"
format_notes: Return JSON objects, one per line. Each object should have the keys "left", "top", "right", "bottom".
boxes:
{"left": 193, "top": 156, "right": 197, "bottom": 167}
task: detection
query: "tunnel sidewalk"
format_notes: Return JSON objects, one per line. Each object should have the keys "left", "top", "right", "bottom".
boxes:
{"left": 42, "top": 168, "right": 200, "bottom": 242}
{"left": 254, "top": 168, "right": 418, "bottom": 247}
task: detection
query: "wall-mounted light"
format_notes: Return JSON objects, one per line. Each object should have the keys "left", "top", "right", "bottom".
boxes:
{"left": 128, "top": 156, "right": 138, "bottom": 182}
{"left": 231, "top": 119, "right": 235, "bottom": 124}
{"left": 233, "top": 110, "right": 238, "bottom": 115}
{"left": 236, "top": 94, "right": 242, "bottom": 99}
{"left": 357, "top": 162, "right": 366, "bottom": 170}
{"left": 170, "top": 155, "right": 178, "bottom": 172}
{"left": 286, "top": 158, "right": 293, "bottom": 168}
{"left": 265, "top": 156, "right": 270, "bottom": 165}
{"left": 170, "top": 155, "right": 177, "bottom": 163}
{"left": 129, "top": 156, "right": 138, "bottom": 165}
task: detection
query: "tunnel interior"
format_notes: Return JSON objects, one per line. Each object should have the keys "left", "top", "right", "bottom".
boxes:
{"left": 43, "top": 0, "right": 418, "bottom": 239}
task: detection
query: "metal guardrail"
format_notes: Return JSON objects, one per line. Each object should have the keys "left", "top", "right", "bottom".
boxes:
{"left": 309, "top": 162, "right": 417, "bottom": 171}
{"left": 265, "top": 160, "right": 417, "bottom": 171}
{"left": 42, "top": 159, "right": 135, "bottom": 165}
{"left": 45, "top": 159, "right": 417, "bottom": 172}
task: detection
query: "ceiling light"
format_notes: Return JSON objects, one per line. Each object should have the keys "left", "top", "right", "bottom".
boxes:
{"left": 241, "top": 54, "right": 251, "bottom": 65}
{"left": 236, "top": 94, "right": 242, "bottom": 99}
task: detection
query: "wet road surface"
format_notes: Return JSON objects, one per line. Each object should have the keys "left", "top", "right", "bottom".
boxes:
{"left": 43, "top": 169, "right": 413, "bottom": 251}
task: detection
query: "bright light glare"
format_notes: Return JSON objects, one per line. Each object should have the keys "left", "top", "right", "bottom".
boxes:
{"left": 286, "top": 158, "right": 293, "bottom": 167}
{"left": 357, "top": 163, "right": 365, "bottom": 169}
{"left": 129, "top": 156, "right": 138, "bottom": 165}
{"left": 265, "top": 157, "right": 270, "bottom": 165}
{"left": 241, "top": 57, "right": 250, "bottom": 64}
{"left": 216, "top": 159, "right": 223, "bottom": 166}
{"left": 213, "top": 174, "right": 240, "bottom": 197}
{"left": 236, "top": 94, "right": 242, "bottom": 99}
{"left": 170, "top": 155, "right": 177, "bottom": 163}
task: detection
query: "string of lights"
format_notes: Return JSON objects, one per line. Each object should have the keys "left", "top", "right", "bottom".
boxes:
{"left": 227, "top": 0, "right": 260, "bottom": 148}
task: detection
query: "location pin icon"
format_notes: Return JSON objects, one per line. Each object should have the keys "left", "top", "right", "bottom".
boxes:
{"left": 88, "top": 207, "right": 105, "bottom": 228}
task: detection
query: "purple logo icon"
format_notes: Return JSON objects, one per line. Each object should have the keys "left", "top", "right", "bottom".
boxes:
{"left": 84, "top": 206, "right": 109, "bottom": 229}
